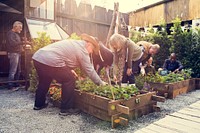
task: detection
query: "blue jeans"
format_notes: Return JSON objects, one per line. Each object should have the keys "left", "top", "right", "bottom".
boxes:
{"left": 8, "top": 53, "right": 21, "bottom": 88}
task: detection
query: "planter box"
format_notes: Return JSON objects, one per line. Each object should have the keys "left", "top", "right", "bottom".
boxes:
{"left": 148, "top": 79, "right": 196, "bottom": 99}
{"left": 74, "top": 90, "right": 165, "bottom": 128}
{"left": 195, "top": 78, "right": 200, "bottom": 89}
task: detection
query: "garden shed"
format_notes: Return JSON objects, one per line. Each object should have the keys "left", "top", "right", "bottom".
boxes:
{"left": 129, "top": 0, "right": 200, "bottom": 29}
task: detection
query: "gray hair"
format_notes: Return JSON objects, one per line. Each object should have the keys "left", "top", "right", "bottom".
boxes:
{"left": 13, "top": 21, "right": 23, "bottom": 28}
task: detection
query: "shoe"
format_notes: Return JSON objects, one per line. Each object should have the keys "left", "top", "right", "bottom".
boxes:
{"left": 59, "top": 108, "right": 81, "bottom": 116}
{"left": 33, "top": 103, "right": 48, "bottom": 110}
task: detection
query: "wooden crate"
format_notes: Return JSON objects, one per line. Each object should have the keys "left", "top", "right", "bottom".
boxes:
{"left": 74, "top": 90, "right": 165, "bottom": 128}
{"left": 195, "top": 78, "right": 200, "bottom": 89}
{"left": 148, "top": 79, "right": 196, "bottom": 99}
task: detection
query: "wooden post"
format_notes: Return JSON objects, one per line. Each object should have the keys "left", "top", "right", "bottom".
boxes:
{"left": 105, "top": 2, "right": 119, "bottom": 48}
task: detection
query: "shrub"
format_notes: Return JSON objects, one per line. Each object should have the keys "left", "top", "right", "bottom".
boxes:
{"left": 28, "top": 32, "right": 51, "bottom": 92}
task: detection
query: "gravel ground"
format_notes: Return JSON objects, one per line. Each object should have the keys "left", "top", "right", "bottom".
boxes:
{"left": 0, "top": 86, "right": 200, "bottom": 133}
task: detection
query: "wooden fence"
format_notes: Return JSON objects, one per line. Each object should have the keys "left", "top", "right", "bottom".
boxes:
{"left": 55, "top": 0, "right": 129, "bottom": 42}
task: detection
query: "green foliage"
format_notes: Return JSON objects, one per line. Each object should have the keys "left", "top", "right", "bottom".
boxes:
{"left": 169, "top": 18, "right": 200, "bottom": 77}
{"left": 130, "top": 21, "right": 171, "bottom": 70}
{"left": 135, "top": 69, "right": 192, "bottom": 89}
{"left": 28, "top": 66, "right": 38, "bottom": 92}
{"left": 31, "top": 32, "right": 52, "bottom": 53}
{"left": 68, "top": 33, "right": 81, "bottom": 40}
{"left": 76, "top": 78, "right": 139, "bottom": 100}
{"left": 28, "top": 32, "right": 52, "bottom": 92}
{"left": 130, "top": 17, "right": 200, "bottom": 78}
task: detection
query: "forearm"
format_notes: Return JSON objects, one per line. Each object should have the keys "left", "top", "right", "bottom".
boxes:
{"left": 80, "top": 56, "right": 103, "bottom": 85}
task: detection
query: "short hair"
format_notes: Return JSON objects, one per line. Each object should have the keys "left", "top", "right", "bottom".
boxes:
{"left": 13, "top": 21, "right": 22, "bottom": 28}
{"left": 170, "top": 53, "right": 176, "bottom": 59}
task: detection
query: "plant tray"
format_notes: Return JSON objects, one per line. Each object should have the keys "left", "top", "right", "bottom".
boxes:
{"left": 148, "top": 78, "right": 196, "bottom": 99}
{"left": 74, "top": 90, "right": 165, "bottom": 128}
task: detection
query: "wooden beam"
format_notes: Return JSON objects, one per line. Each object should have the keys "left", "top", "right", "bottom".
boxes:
{"left": 105, "top": 2, "right": 118, "bottom": 47}
{"left": 0, "top": 80, "right": 26, "bottom": 84}
{"left": 152, "top": 95, "right": 165, "bottom": 102}
{"left": 0, "top": 51, "right": 7, "bottom": 55}
{"left": 116, "top": 104, "right": 129, "bottom": 115}
{"left": 57, "top": 12, "right": 110, "bottom": 26}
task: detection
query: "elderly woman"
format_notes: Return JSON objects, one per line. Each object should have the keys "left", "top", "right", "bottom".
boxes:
{"left": 109, "top": 33, "right": 160, "bottom": 84}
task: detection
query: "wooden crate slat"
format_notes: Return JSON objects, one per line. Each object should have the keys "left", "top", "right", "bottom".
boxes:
{"left": 149, "top": 79, "right": 196, "bottom": 99}
{"left": 195, "top": 78, "right": 200, "bottom": 89}
{"left": 129, "top": 103, "right": 156, "bottom": 120}
{"left": 123, "top": 92, "right": 156, "bottom": 110}
{"left": 75, "top": 101, "right": 111, "bottom": 121}
{"left": 75, "top": 90, "right": 110, "bottom": 110}
{"left": 151, "top": 95, "right": 165, "bottom": 102}
{"left": 74, "top": 89, "right": 161, "bottom": 128}
{"left": 107, "top": 91, "right": 157, "bottom": 115}
{"left": 116, "top": 104, "right": 129, "bottom": 115}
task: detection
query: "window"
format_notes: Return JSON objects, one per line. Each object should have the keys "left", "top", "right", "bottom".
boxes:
{"left": 26, "top": 18, "right": 69, "bottom": 40}
{"left": 30, "top": 0, "right": 54, "bottom": 20}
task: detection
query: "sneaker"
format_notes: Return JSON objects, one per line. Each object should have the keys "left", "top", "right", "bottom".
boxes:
{"left": 33, "top": 103, "right": 48, "bottom": 110}
{"left": 59, "top": 108, "right": 81, "bottom": 116}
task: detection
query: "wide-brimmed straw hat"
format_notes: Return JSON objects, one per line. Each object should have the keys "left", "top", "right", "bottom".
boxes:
{"left": 80, "top": 33, "right": 100, "bottom": 55}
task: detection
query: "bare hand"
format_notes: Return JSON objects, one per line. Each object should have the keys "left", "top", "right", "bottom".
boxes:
{"left": 173, "top": 69, "right": 179, "bottom": 73}
{"left": 101, "top": 81, "right": 108, "bottom": 86}
{"left": 71, "top": 70, "right": 78, "bottom": 79}
{"left": 126, "top": 68, "right": 132, "bottom": 76}
{"left": 113, "top": 75, "right": 118, "bottom": 85}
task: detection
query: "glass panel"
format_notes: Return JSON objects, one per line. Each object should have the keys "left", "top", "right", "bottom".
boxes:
{"left": 29, "top": 0, "right": 54, "bottom": 20}
{"left": 39, "top": 1, "right": 46, "bottom": 19}
{"left": 26, "top": 19, "right": 69, "bottom": 40}
{"left": 47, "top": 0, "right": 54, "bottom": 20}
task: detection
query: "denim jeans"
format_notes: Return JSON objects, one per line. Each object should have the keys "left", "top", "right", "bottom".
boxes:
{"left": 8, "top": 53, "right": 21, "bottom": 88}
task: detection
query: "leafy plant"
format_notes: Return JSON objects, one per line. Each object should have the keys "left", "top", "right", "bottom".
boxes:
{"left": 68, "top": 33, "right": 81, "bottom": 40}
{"left": 28, "top": 32, "right": 52, "bottom": 92}
{"left": 135, "top": 69, "right": 192, "bottom": 90}
{"left": 76, "top": 78, "right": 139, "bottom": 100}
{"left": 49, "top": 85, "right": 62, "bottom": 101}
{"left": 31, "top": 32, "right": 52, "bottom": 53}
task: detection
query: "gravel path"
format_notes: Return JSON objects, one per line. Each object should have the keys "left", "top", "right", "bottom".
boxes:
{"left": 0, "top": 87, "right": 200, "bottom": 133}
